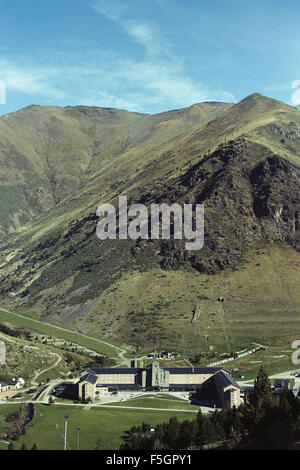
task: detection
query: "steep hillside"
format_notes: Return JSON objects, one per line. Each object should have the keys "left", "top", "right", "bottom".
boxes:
{"left": 0, "top": 94, "right": 299, "bottom": 352}
{"left": 0, "top": 101, "right": 230, "bottom": 236}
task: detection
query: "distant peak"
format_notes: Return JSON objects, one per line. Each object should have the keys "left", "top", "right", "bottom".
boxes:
{"left": 234, "top": 92, "right": 291, "bottom": 112}
{"left": 247, "top": 92, "right": 263, "bottom": 98}
{"left": 191, "top": 101, "right": 232, "bottom": 107}
{"left": 239, "top": 92, "right": 265, "bottom": 103}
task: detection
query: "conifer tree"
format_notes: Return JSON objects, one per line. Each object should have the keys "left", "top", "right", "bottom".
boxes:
{"left": 95, "top": 437, "right": 102, "bottom": 450}
{"left": 252, "top": 366, "right": 273, "bottom": 408}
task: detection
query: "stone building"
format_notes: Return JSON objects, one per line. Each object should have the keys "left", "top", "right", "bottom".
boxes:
{"left": 78, "top": 372, "right": 98, "bottom": 401}
{"left": 0, "top": 378, "right": 25, "bottom": 394}
{"left": 200, "top": 370, "right": 241, "bottom": 408}
{"left": 77, "top": 361, "right": 241, "bottom": 407}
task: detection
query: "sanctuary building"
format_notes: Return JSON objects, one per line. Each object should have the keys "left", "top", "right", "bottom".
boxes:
{"left": 77, "top": 361, "right": 241, "bottom": 408}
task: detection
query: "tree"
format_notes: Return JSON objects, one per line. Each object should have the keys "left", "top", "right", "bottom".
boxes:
{"left": 163, "top": 416, "right": 181, "bottom": 449}
{"left": 278, "top": 389, "right": 300, "bottom": 421}
{"left": 242, "top": 367, "right": 281, "bottom": 448}
{"left": 252, "top": 366, "right": 273, "bottom": 408}
{"left": 7, "top": 442, "right": 14, "bottom": 450}
{"left": 141, "top": 422, "right": 151, "bottom": 433}
{"left": 20, "top": 443, "right": 28, "bottom": 450}
{"left": 195, "top": 410, "right": 206, "bottom": 447}
{"left": 179, "top": 420, "right": 196, "bottom": 449}
{"left": 249, "top": 367, "right": 273, "bottom": 429}
{"left": 95, "top": 437, "right": 102, "bottom": 450}
{"left": 202, "top": 416, "right": 217, "bottom": 444}
{"left": 31, "top": 443, "right": 38, "bottom": 450}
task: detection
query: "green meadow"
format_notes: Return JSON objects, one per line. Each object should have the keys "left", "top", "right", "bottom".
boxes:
{"left": 0, "top": 308, "right": 125, "bottom": 358}
{"left": 0, "top": 403, "right": 199, "bottom": 450}
{"left": 101, "top": 395, "right": 200, "bottom": 411}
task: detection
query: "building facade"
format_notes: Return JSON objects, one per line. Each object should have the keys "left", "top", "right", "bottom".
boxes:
{"left": 0, "top": 378, "right": 24, "bottom": 395}
{"left": 77, "top": 361, "right": 241, "bottom": 408}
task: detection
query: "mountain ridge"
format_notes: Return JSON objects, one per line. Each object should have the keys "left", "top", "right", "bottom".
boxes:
{"left": 0, "top": 93, "right": 299, "bottom": 352}
{"left": 0, "top": 99, "right": 232, "bottom": 236}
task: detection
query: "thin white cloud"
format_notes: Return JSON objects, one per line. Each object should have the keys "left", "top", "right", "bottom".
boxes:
{"left": 91, "top": 1, "right": 169, "bottom": 56}
{"left": 117, "top": 59, "right": 235, "bottom": 106}
{"left": 87, "top": 1, "right": 235, "bottom": 109}
{"left": 0, "top": 51, "right": 235, "bottom": 113}
{"left": 0, "top": 80, "right": 5, "bottom": 104}
{"left": 124, "top": 21, "right": 167, "bottom": 56}
{"left": 0, "top": 58, "right": 67, "bottom": 101}
{"left": 0, "top": 1, "right": 235, "bottom": 114}
{"left": 90, "top": 0, "right": 124, "bottom": 20}
{"left": 292, "top": 80, "right": 300, "bottom": 89}
{"left": 291, "top": 80, "right": 300, "bottom": 105}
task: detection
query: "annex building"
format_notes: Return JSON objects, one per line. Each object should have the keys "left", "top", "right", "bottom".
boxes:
{"left": 77, "top": 361, "right": 241, "bottom": 408}
{"left": 0, "top": 378, "right": 25, "bottom": 395}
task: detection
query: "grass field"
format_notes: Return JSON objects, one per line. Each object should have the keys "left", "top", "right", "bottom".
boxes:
{"left": 0, "top": 403, "right": 199, "bottom": 450}
{"left": 0, "top": 308, "right": 125, "bottom": 358}
{"left": 0, "top": 331, "right": 66, "bottom": 383}
{"left": 1, "top": 297, "right": 299, "bottom": 382}
{"left": 80, "top": 245, "right": 300, "bottom": 355}
{"left": 0, "top": 403, "right": 19, "bottom": 435}
{"left": 229, "top": 347, "right": 299, "bottom": 381}
{"left": 102, "top": 396, "right": 200, "bottom": 411}
{"left": 0, "top": 326, "right": 94, "bottom": 384}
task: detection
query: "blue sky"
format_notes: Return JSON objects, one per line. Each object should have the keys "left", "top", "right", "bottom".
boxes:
{"left": 0, "top": 0, "right": 299, "bottom": 115}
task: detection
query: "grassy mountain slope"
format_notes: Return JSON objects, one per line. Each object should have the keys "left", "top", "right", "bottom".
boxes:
{"left": 0, "top": 94, "right": 299, "bottom": 353}
{"left": 0, "top": 101, "right": 230, "bottom": 236}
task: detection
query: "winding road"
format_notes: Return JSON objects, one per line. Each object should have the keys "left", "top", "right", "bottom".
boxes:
{"left": 31, "top": 352, "right": 62, "bottom": 386}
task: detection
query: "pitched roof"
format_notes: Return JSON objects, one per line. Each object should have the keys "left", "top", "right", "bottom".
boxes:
{"left": 6, "top": 379, "right": 17, "bottom": 386}
{"left": 88, "top": 367, "right": 140, "bottom": 375}
{"left": 165, "top": 367, "right": 224, "bottom": 374}
{"left": 88, "top": 365, "right": 229, "bottom": 376}
{"left": 213, "top": 371, "right": 240, "bottom": 389}
{"left": 79, "top": 373, "right": 98, "bottom": 385}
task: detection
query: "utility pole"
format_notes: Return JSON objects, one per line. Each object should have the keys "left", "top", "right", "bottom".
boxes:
{"left": 55, "top": 424, "right": 64, "bottom": 450}
{"left": 64, "top": 415, "right": 69, "bottom": 450}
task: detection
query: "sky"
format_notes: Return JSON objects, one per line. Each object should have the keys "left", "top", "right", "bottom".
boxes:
{"left": 0, "top": 0, "right": 299, "bottom": 115}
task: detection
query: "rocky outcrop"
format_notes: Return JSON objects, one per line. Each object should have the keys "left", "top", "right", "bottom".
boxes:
{"left": 140, "top": 138, "right": 300, "bottom": 274}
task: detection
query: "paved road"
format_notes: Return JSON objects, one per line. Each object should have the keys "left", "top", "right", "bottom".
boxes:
{"left": 58, "top": 400, "right": 202, "bottom": 413}
{"left": 0, "top": 400, "right": 209, "bottom": 413}
{"left": 269, "top": 369, "right": 300, "bottom": 379}
{"left": 87, "top": 404, "right": 199, "bottom": 413}
{"left": 31, "top": 352, "right": 62, "bottom": 386}
{"left": 0, "top": 331, "right": 65, "bottom": 396}
{"left": 238, "top": 368, "right": 300, "bottom": 386}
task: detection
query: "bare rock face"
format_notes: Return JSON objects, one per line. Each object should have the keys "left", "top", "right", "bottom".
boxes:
{"left": 144, "top": 138, "right": 300, "bottom": 274}
{"left": 250, "top": 156, "right": 300, "bottom": 247}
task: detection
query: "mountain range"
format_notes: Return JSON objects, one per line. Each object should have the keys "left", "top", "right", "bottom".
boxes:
{"left": 0, "top": 93, "right": 299, "bottom": 353}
